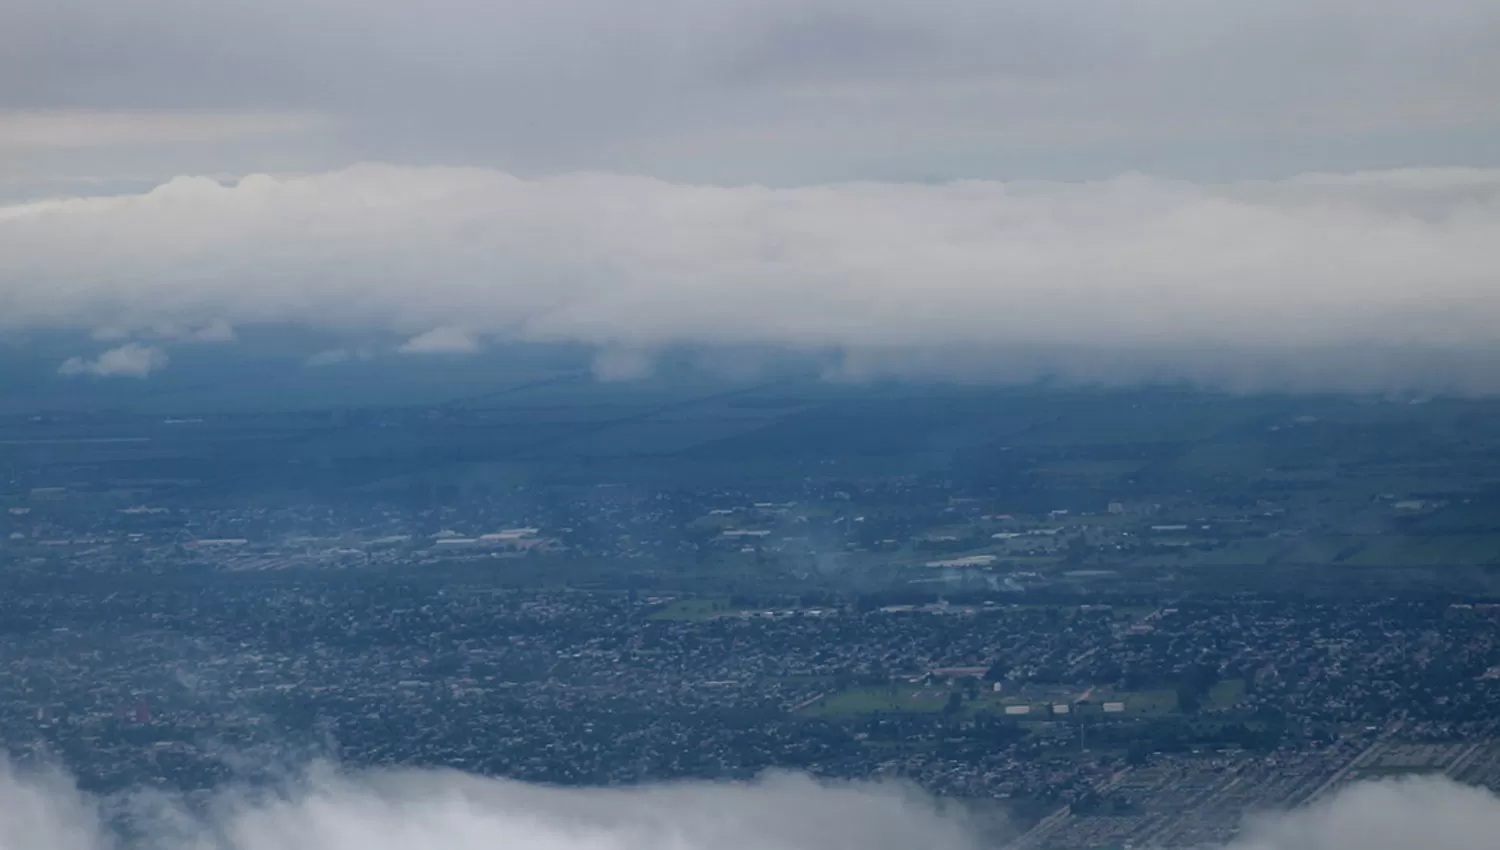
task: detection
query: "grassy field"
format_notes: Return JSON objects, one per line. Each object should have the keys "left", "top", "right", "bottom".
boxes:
{"left": 1206, "top": 679, "right": 1247, "bottom": 710}
{"left": 1277, "top": 536, "right": 1367, "bottom": 564}
{"left": 801, "top": 686, "right": 950, "bottom": 716}
{"left": 647, "top": 598, "right": 740, "bottom": 621}
{"left": 1345, "top": 535, "right": 1500, "bottom": 567}
{"left": 1095, "top": 688, "right": 1180, "bottom": 716}
{"left": 1009, "top": 394, "right": 1281, "bottom": 447}
{"left": 1251, "top": 534, "right": 1500, "bottom": 568}
{"left": 1189, "top": 540, "right": 1288, "bottom": 566}
{"left": 1133, "top": 539, "right": 1287, "bottom": 568}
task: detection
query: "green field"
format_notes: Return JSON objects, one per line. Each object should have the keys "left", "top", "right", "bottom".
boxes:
{"left": 1345, "top": 535, "right": 1500, "bottom": 567}
{"left": 1091, "top": 688, "right": 1181, "bottom": 716}
{"left": 1133, "top": 539, "right": 1287, "bottom": 568}
{"left": 648, "top": 598, "right": 740, "bottom": 621}
{"left": 1206, "top": 679, "right": 1247, "bottom": 710}
{"left": 801, "top": 686, "right": 950, "bottom": 716}
{"left": 1278, "top": 536, "right": 1367, "bottom": 564}
{"left": 1247, "top": 534, "right": 1500, "bottom": 568}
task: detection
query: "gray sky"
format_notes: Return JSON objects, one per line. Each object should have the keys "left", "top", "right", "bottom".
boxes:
{"left": 4, "top": 0, "right": 1500, "bottom": 188}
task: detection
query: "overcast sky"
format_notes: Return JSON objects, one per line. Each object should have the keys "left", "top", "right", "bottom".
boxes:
{"left": 3, "top": 0, "right": 1499, "bottom": 390}
{"left": 4, "top": 0, "right": 1499, "bottom": 188}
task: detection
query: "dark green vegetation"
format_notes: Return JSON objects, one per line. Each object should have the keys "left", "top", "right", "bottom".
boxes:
{"left": 647, "top": 597, "right": 748, "bottom": 620}
{"left": 7, "top": 364, "right": 1500, "bottom": 597}
{"left": 0, "top": 377, "right": 1468, "bottom": 495}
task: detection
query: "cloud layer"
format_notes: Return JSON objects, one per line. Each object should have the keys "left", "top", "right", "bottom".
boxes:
{"left": 1, "top": 758, "right": 1499, "bottom": 850}
{"left": 0, "top": 111, "right": 325, "bottom": 151}
{"left": 3, "top": 0, "right": 1498, "bottom": 182}
{"left": 4, "top": 164, "right": 1499, "bottom": 390}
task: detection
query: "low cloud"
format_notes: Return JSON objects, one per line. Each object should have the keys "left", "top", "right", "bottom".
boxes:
{"left": 57, "top": 343, "right": 168, "bottom": 378}
{"left": 397, "top": 327, "right": 481, "bottom": 355}
{"left": 1228, "top": 776, "right": 1500, "bottom": 850}
{"left": 592, "top": 346, "right": 655, "bottom": 381}
{"left": 0, "top": 758, "right": 1498, "bottom": 850}
{"left": 0, "top": 761, "right": 984, "bottom": 850}
{"left": 4, "top": 164, "right": 1500, "bottom": 391}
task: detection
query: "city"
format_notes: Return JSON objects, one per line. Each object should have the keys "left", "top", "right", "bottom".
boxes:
{"left": 3, "top": 383, "right": 1500, "bottom": 847}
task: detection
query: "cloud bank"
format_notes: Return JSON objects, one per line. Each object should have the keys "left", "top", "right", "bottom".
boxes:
{"left": 3, "top": 164, "right": 1499, "bottom": 391}
{"left": 1, "top": 758, "right": 1498, "bottom": 850}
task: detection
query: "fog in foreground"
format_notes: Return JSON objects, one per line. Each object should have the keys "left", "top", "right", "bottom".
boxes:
{"left": 1, "top": 758, "right": 1497, "bottom": 850}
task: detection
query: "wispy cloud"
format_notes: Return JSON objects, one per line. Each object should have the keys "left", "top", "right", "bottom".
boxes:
{"left": 397, "top": 327, "right": 481, "bottom": 355}
{"left": 57, "top": 342, "right": 168, "bottom": 378}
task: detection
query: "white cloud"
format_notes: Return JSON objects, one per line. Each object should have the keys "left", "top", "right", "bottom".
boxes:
{"left": 1228, "top": 777, "right": 1500, "bottom": 850}
{"left": 398, "top": 327, "right": 481, "bottom": 355}
{"left": 2, "top": 164, "right": 1499, "bottom": 391}
{"left": 57, "top": 343, "right": 168, "bottom": 378}
{"left": 1, "top": 758, "right": 1499, "bottom": 850}
{"left": 0, "top": 761, "right": 985, "bottom": 850}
